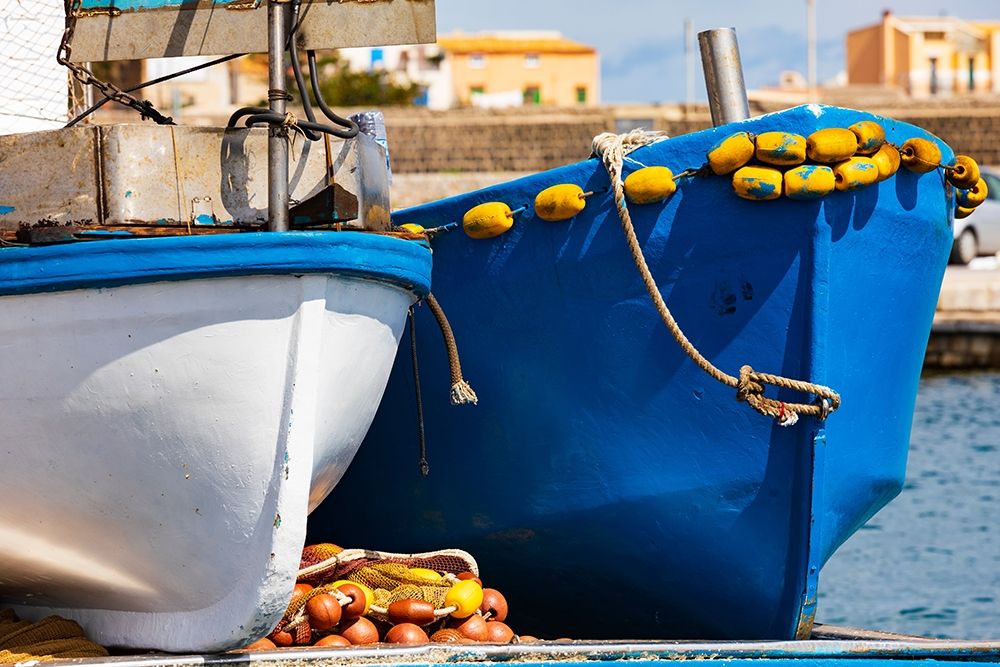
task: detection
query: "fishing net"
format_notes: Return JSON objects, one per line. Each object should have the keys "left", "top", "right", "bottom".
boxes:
{"left": 282, "top": 546, "right": 478, "bottom": 628}
{"left": 0, "top": 0, "right": 78, "bottom": 134}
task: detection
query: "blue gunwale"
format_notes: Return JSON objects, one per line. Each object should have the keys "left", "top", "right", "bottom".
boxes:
{"left": 0, "top": 231, "right": 432, "bottom": 297}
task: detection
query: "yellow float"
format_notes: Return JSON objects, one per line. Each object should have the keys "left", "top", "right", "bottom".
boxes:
{"left": 754, "top": 131, "right": 807, "bottom": 166}
{"left": 806, "top": 128, "right": 858, "bottom": 163}
{"left": 956, "top": 178, "right": 988, "bottom": 208}
{"left": 947, "top": 155, "right": 981, "bottom": 190}
{"left": 534, "top": 184, "right": 587, "bottom": 221}
{"left": 833, "top": 157, "right": 879, "bottom": 192}
{"left": 707, "top": 132, "right": 755, "bottom": 175}
{"left": 399, "top": 223, "right": 425, "bottom": 234}
{"left": 462, "top": 202, "right": 514, "bottom": 239}
{"left": 871, "top": 144, "right": 901, "bottom": 182}
{"left": 849, "top": 121, "right": 886, "bottom": 155}
{"left": 624, "top": 166, "right": 676, "bottom": 205}
{"left": 784, "top": 165, "right": 836, "bottom": 201}
{"left": 732, "top": 166, "right": 783, "bottom": 201}
{"left": 444, "top": 579, "right": 484, "bottom": 618}
{"left": 955, "top": 206, "right": 975, "bottom": 219}
{"left": 899, "top": 137, "right": 942, "bottom": 173}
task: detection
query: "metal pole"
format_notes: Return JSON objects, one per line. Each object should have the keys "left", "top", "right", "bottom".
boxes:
{"left": 267, "top": 0, "right": 290, "bottom": 232}
{"left": 807, "top": 0, "right": 818, "bottom": 102}
{"left": 684, "top": 18, "right": 695, "bottom": 113}
{"left": 697, "top": 27, "right": 750, "bottom": 127}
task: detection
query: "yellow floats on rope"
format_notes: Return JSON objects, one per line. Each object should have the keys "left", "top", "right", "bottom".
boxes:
{"left": 784, "top": 165, "right": 836, "bottom": 201}
{"left": 900, "top": 138, "right": 942, "bottom": 174}
{"left": 833, "top": 157, "right": 879, "bottom": 192}
{"left": 871, "top": 144, "right": 901, "bottom": 182}
{"left": 535, "top": 184, "right": 587, "bottom": 221}
{"left": 755, "top": 132, "right": 807, "bottom": 166}
{"left": 948, "top": 155, "right": 980, "bottom": 189}
{"left": 399, "top": 223, "right": 425, "bottom": 234}
{"left": 463, "top": 202, "right": 515, "bottom": 239}
{"left": 624, "top": 166, "right": 676, "bottom": 205}
{"left": 849, "top": 121, "right": 886, "bottom": 155}
{"left": 957, "top": 178, "right": 988, "bottom": 209}
{"left": 806, "top": 128, "right": 858, "bottom": 164}
{"left": 707, "top": 132, "right": 755, "bottom": 175}
{"left": 732, "top": 166, "right": 783, "bottom": 201}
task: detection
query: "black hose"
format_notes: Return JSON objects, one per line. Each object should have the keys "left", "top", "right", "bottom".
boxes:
{"left": 306, "top": 50, "right": 359, "bottom": 139}
{"left": 287, "top": 2, "right": 321, "bottom": 141}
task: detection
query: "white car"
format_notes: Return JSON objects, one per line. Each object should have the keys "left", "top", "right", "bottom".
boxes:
{"left": 952, "top": 167, "right": 1000, "bottom": 264}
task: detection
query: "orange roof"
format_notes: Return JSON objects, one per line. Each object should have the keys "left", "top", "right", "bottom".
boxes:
{"left": 437, "top": 33, "right": 596, "bottom": 56}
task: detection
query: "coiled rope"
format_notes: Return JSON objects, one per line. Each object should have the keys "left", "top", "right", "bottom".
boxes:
{"left": 592, "top": 130, "right": 841, "bottom": 425}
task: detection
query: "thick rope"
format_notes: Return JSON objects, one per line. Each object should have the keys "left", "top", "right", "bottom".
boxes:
{"left": 424, "top": 294, "right": 478, "bottom": 405}
{"left": 591, "top": 130, "right": 841, "bottom": 425}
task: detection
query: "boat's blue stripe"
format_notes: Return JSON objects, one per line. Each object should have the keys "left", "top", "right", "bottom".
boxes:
{"left": 0, "top": 232, "right": 432, "bottom": 297}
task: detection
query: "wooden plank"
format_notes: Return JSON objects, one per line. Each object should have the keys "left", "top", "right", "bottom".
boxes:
{"left": 70, "top": 0, "right": 436, "bottom": 62}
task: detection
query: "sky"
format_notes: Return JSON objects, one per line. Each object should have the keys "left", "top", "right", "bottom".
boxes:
{"left": 434, "top": 0, "right": 1000, "bottom": 104}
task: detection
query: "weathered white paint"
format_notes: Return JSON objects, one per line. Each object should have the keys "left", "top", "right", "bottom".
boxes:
{"left": 0, "top": 273, "right": 413, "bottom": 651}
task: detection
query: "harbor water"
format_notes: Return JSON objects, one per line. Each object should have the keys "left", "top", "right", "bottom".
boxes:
{"left": 819, "top": 371, "right": 1000, "bottom": 639}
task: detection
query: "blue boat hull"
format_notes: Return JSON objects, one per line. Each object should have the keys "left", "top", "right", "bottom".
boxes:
{"left": 312, "top": 106, "right": 954, "bottom": 639}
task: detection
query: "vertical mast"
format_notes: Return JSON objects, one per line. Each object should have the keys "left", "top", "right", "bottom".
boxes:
{"left": 807, "top": 0, "right": 818, "bottom": 102}
{"left": 698, "top": 27, "right": 750, "bottom": 126}
{"left": 268, "top": 0, "right": 290, "bottom": 232}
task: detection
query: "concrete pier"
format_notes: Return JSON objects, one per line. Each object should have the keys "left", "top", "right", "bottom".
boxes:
{"left": 928, "top": 264, "right": 1000, "bottom": 369}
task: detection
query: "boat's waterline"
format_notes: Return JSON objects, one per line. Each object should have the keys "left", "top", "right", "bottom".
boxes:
{"left": 0, "top": 232, "right": 432, "bottom": 651}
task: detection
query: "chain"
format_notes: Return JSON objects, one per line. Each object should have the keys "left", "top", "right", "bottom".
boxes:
{"left": 58, "top": 0, "right": 174, "bottom": 125}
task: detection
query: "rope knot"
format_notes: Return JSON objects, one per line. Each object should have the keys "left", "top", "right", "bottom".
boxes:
{"left": 736, "top": 365, "right": 764, "bottom": 404}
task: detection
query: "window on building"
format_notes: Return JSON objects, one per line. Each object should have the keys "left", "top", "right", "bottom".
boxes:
{"left": 470, "top": 86, "right": 485, "bottom": 97}
{"left": 523, "top": 86, "right": 541, "bottom": 105}
{"left": 469, "top": 54, "right": 486, "bottom": 69}
{"left": 969, "top": 57, "right": 976, "bottom": 91}
{"left": 924, "top": 31, "right": 945, "bottom": 40}
{"left": 525, "top": 53, "right": 540, "bottom": 69}
{"left": 929, "top": 57, "right": 939, "bottom": 96}
{"left": 575, "top": 86, "right": 588, "bottom": 104}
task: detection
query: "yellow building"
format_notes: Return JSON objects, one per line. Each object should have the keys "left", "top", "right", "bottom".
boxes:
{"left": 438, "top": 31, "right": 599, "bottom": 108}
{"left": 847, "top": 10, "right": 1000, "bottom": 98}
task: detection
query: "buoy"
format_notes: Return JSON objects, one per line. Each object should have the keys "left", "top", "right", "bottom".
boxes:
{"left": 732, "top": 166, "right": 783, "bottom": 201}
{"left": 956, "top": 178, "right": 988, "bottom": 208}
{"left": 445, "top": 579, "right": 484, "bottom": 618}
{"left": 534, "top": 184, "right": 586, "bottom": 221}
{"left": 707, "top": 132, "right": 755, "bottom": 175}
{"left": 955, "top": 206, "right": 975, "bottom": 219}
{"left": 399, "top": 223, "right": 425, "bottom": 234}
{"left": 947, "top": 155, "right": 981, "bottom": 190}
{"left": 806, "top": 128, "right": 858, "bottom": 163}
{"left": 784, "top": 165, "right": 836, "bottom": 201}
{"left": 849, "top": 121, "right": 886, "bottom": 155}
{"left": 463, "top": 202, "right": 514, "bottom": 239}
{"left": 833, "top": 157, "right": 879, "bottom": 191}
{"left": 871, "top": 144, "right": 901, "bottom": 182}
{"left": 754, "top": 131, "right": 807, "bottom": 166}
{"left": 900, "top": 137, "right": 942, "bottom": 173}
{"left": 624, "top": 166, "right": 676, "bottom": 205}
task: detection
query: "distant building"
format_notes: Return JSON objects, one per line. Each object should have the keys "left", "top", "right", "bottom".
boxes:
{"left": 847, "top": 10, "right": 1000, "bottom": 97}
{"left": 339, "top": 31, "right": 600, "bottom": 110}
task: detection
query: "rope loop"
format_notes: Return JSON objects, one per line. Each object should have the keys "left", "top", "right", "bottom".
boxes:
{"left": 592, "top": 131, "right": 842, "bottom": 426}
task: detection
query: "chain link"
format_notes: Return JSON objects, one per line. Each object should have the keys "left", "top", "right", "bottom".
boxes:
{"left": 58, "top": 0, "right": 174, "bottom": 125}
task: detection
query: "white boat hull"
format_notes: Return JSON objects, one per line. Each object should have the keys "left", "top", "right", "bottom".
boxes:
{"left": 0, "top": 271, "right": 415, "bottom": 651}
